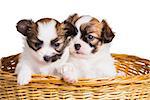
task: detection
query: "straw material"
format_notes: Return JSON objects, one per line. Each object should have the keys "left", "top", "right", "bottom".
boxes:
{"left": 0, "top": 53, "right": 150, "bottom": 100}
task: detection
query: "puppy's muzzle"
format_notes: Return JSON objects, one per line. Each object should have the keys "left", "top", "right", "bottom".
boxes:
{"left": 43, "top": 55, "right": 51, "bottom": 62}
{"left": 74, "top": 44, "right": 81, "bottom": 50}
{"left": 43, "top": 54, "right": 62, "bottom": 62}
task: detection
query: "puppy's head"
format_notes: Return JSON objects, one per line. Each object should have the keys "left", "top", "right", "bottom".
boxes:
{"left": 17, "top": 18, "right": 72, "bottom": 63}
{"left": 65, "top": 14, "right": 115, "bottom": 58}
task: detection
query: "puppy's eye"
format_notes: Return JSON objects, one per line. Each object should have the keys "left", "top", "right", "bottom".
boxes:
{"left": 34, "top": 42, "right": 43, "bottom": 49}
{"left": 54, "top": 43, "right": 60, "bottom": 48}
{"left": 51, "top": 42, "right": 60, "bottom": 49}
{"left": 86, "top": 35, "right": 94, "bottom": 41}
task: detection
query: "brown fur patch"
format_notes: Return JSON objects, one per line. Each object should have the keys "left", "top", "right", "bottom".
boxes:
{"left": 56, "top": 23, "right": 65, "bottom": 36}
{"left": 101, "top": 19, "right": 115, "bottom": 43}
{"left": 36, "top": 18, "right": 52, "bottom": 24}
{"left": 80, "top": 18, "right": 102, "bottom": 36}
{"left": 54, "top": 21, "right": 78, "bottom": 52}
{"left": 16, "top": 19, "right": 41, "bottom": 51}
{"left": 80, "top": 18, "right": 103, "bottom": 46}
{"left": 16, "top": 19, "right": 38, "bottom": 36}
{"left": 25, "top": 22, "right": 41, "bottom": 51}
{"left": 65, "top": 13, "right": 80, "bottom": 25}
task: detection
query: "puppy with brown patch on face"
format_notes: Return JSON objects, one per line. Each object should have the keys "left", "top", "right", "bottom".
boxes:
{"left": 61, "top": 14, "right": 117, "bottom": 83}
{"left": 15, "top": 18, "right": 76, "bottom": 85}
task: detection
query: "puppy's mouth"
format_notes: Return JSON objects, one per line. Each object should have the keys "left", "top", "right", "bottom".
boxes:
{"left": 72, "top": 51, "right": 89, "bottom": 58}
{"left": 71, "top": 50, "right": 87, "bottom": 57}
{"left": 75, "top": 51, "right": 85, "bottom": 55}
{"left": 40, "top": 53, "right": 63, "bottom": 64}
{"left": 50, "top": 54, "right": 63, "bottom": 62}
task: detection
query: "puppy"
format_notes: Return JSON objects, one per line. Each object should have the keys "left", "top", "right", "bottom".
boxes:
{"left": 15, "top": 18, "right": 76, "bottom": 85}
{"left": 62, "top": 14, "right": 117, "bottom": 83}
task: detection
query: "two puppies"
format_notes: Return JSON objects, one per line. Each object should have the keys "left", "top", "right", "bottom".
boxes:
{"left": 15, "top": 14, "right": 116, "bottom": 85}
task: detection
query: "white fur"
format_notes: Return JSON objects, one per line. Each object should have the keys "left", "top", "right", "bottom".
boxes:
{"left": 75, "top": 15, "right": 93, "bottom": 31}
{"left": 69, "top": 38, "right": 93, "bottom": 58}
{"left": 15, "top": 20, "right": 69, "bottom": 85}
{"left": 64, "top": 44, "right": 116, "bottom": 79}
{"left": 62, "top": 16, "right": 117, "bottom": 83}
{"left": 36, "top": 21, "right": 58, "bottom": 61}
{"left": 38, "top": 20, "right": 57, "bottom": 43}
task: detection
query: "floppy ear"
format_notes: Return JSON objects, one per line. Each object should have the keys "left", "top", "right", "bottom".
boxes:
{"left": 101, "top": 19, "right": 115, "bottom": 43}
{"left": 65, "top": 13, "right": 79, "bottom": 25}
{"left": 63, "top": 21, "right": 78, "bottom": 38}
{"left": 16, "top": 19, "right": 34, "bottom": 36}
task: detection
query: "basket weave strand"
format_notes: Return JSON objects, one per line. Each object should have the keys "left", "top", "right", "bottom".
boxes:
{"left": 0, "top": 53, "right": 150, "bottom": 100}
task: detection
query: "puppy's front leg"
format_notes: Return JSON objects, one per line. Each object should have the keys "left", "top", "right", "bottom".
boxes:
{"left": 16, "top": 63, "right": 32, "bottom": 85}
{"left": 61, "top": 63, "right": 78, "bottom": 83}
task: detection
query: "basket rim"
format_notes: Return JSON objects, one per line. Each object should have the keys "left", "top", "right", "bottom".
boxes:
{"left": 0, "top": 70, "right": 150, "bottom": 89}
{"left": 0, "top": 53, "right": 150, "bottom": 87}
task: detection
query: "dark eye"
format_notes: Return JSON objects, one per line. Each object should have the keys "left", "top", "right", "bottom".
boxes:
{"left": 54, "top": 43, "right": 60, "bottom": 47}
{"left": 34, "top": 42, "right": 43, "bottom": 49}
{"left": 53, "top": 42, "right": 60, "bottom": 48}
{"left": 86, "top": 35, "right": 94, "bottom": 41}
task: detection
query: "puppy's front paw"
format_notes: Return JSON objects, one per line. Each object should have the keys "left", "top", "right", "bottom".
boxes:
{"left": 63, "top": 75, "right": 77, "bottom": 83}
{"left": 17, "top": 71, "right": 32, "bottom": 85}
{"left": 62, "top": 64, "right": 78, "bottom": 83}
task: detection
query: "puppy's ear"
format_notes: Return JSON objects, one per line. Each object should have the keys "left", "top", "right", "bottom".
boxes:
{"left": 101, "top": 20, "right": 115, "bottom": 43}
{"left": 63, "top": 21, "right": 78, "bottom": 38}
{"left": 16, "top": 19, "right": 35, "bottom": 36}
{"left": 65, "top": 13, "right": 79, "bottom": 25}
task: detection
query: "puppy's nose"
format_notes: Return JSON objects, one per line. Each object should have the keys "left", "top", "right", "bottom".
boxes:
{"left": 74, "top": 44, "right": 81, "bottom": 50}
{"left": 43, "top": 55, "right": 51, "bottom": 62}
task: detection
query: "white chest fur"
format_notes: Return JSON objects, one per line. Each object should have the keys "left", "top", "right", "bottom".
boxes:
{"left": 67, "top": 44, "right": 117, "bottom": 78}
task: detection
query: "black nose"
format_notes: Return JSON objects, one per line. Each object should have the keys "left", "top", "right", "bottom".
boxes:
{"left": 43, "top": 55, "right": 51, "bottom": 62}
{"left": 74, "top": 44, "right": 81, "bottom": 50}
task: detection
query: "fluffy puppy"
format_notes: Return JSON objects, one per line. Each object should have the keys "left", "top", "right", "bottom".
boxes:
{"left": 15, "top": 18, "right": 76, "bottom": 85}
{"left": 62, "top": 14, "right": 117, "bottom": 83}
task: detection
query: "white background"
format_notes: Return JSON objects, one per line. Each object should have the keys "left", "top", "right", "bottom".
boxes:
{"left": 0, "top": 0, "right": 150, "bottom": 59}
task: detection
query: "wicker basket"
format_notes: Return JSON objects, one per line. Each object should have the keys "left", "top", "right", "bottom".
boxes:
{"left": 0, "top": 53, "right": 150, "bottom": 100}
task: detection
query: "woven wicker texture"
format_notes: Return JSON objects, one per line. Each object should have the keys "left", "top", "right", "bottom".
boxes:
{"left": 0, "top": 53, "right": 150, "bottom": 100}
